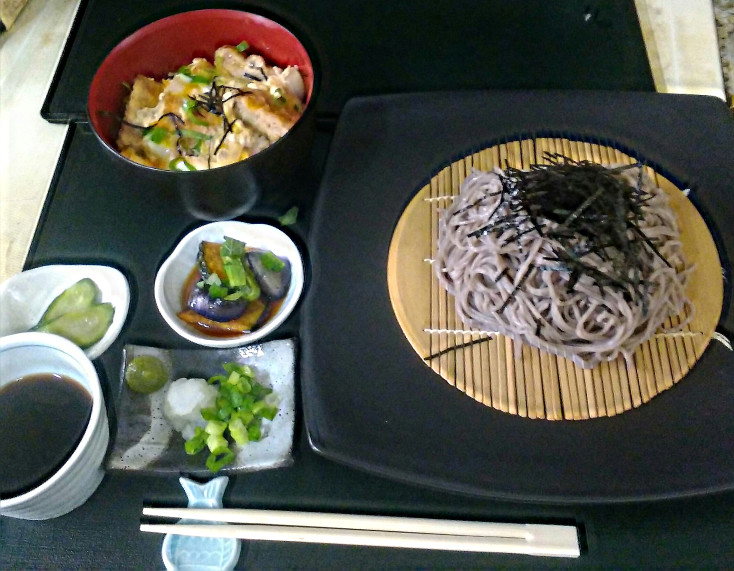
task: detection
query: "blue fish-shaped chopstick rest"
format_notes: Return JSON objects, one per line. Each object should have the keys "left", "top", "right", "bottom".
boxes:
{"left": 161, "top": 477, "right": 241, "bottom": 571}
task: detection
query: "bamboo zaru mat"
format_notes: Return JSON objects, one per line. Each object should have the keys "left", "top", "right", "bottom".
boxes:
{"left": 387, "top": 137, "right": 723, "bottom": 420}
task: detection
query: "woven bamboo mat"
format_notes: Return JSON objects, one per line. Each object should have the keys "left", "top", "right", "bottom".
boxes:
{"left": 387, "top": 137, "right": 723, "bottom": 420}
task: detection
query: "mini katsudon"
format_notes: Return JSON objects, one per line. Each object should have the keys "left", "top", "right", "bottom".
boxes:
{"left": 116, "top": 43, "right": 306, "bottom": 171}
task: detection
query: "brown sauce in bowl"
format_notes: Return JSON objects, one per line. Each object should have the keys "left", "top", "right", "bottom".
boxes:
{"left": 0, "top": 373, "right": 92, "bottom": 499}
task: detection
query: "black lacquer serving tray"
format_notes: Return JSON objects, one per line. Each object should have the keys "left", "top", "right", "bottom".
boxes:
{"left": 302, "top": 90, "right": 734, "bottom": 503}
{"left": 13, "top": 100, "right": 734, "bottom": 570}
{"left": 42, "top": 0, "right": 653, "bottom": 122}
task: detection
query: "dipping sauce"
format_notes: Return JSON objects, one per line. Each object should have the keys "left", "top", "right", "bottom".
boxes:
{"left": 0, "top": 373, "right": 92, "bottom": 498}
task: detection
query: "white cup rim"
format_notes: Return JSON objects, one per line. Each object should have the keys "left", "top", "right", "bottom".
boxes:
{"left": 0, "top": 332, "right": 103, "bottom": 508}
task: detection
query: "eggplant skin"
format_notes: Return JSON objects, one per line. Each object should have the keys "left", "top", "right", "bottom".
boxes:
{"left": 187, "top": 287, "right": 247, "bottom": 322}
{"left": 246, "top": 250, "right": 291, "bottom": 299}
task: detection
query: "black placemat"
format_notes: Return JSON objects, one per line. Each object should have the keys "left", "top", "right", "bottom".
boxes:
{"left": 302, "top": 90, "right": 734, "bottom": 503}
{"left": 42, "top": 0, "right": 653, "bottom": 123}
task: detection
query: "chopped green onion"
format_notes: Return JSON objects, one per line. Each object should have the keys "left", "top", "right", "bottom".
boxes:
{"left": 270, "top": 86, "right": 287, "bottom": 105}
{"left": 223, "top": 362, "right": 252, "bottom": 377}
{"left": 200, "top": 407, "right": 218, "bottom": 421}
{"left": 239, "top": 395, "right": 255, "bottom": 411}
{"left": 247, "top": 423, "right": 262, "bottom": 441}
{"left": 223, "top": 259, "right": 247, "bottom": 288}
{"left": 261, "top": 406, "right": 278, "bottom": 421}
{"left": 236, "top": 41, "right": 249, "bottom": 52}
{"left": 219, "top": 238, "right": 249, "bottom": 288}
{"left": 183, "top": 99, "right": 209, "bottom": 126}
{"left": 207, "top": 374, "right": 227, "bottom": 385}
{"left": 251, "top": 400, "right": 266, "bottom": 415}
{"left": 207, "top": 284, "right": 229, "bottom": 299}
{"left": 216, "top": 398, "right": 233, "bottom": 420}
{"left": 180, "top": 128, "right": 212, "bottom": 140}
{"left": 202, "top": 274, "right": 222, "bottom": 287}
{"left": 225, "top": 371, "right": 238, "bottom": 385}
{"left": 220, "top": 237, "right": 245, "bottom": 258}
{"left": 190, "top": 75, "right": 212, "bottom": 84}
{"left": 145, "top": 126, "right": 171, "bottom": 144}
{"left": 183, "top": 361, "right": 279, "bottom": 472}
{"left": 205, "top": 420, "right": 227, "bottom": 436}
{"left": 228, "top": 390, "right": 245, "bottom": 408}
{"left": 206, "top": 447, "right": 234, "bottom": 472}
{"left": 234, "top": 411, "right": 254, "bottom": 427}
{"left": 190, "top": 139, "right": 204, "bottom": 155}
{"left": 260, "top": 251, "right": 285, "bottom": 272}
{"left": 169, "top": 157, "right": 196, "bottom": 171}
{"left": 184, "top": 427, "right": 207, "bottom": 455}
{"left": 278, "top": 206, "right": 299, "bottom": 226}
{"left": 228, "top": 417, "right": 249, "bottom": 445}
{"left": 206, "top": 433, "right": 228, "bottom": 453}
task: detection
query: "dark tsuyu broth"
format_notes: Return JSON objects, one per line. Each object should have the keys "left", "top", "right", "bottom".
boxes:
{"left": 0, "top": 373, "right": 92, "bottom": 498}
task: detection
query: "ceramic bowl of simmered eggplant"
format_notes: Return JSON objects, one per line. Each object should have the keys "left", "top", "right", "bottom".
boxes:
{"left": 87, "top": 9, "right": 319, "bottom": 221}
{"left": 154, "top": 220, "right": 304, "bottom": 348}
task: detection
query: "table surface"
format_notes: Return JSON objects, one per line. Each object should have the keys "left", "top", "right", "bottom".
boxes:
{"left": 2, "top": 1, "right": 733, "bottom": 569}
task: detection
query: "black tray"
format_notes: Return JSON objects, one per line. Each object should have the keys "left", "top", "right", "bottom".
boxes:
{"left": 10, "top": 97, "right": 734, "bottom": 570}
{"left": 42, "top": 0, "right": 653, "bottom": 122}
{"left": 302, "top": 90, "right": 734, "bottom": 503}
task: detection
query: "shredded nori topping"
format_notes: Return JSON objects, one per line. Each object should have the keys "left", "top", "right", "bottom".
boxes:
{"left": 114, "top": 79, "right": 253, "bottom": 165}
{"left": 462, "top": 153, "right": 672, "bottom": 313}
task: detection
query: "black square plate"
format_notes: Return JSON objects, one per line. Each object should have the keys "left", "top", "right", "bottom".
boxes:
{"left": 302, "top": 90, "right": 734, "bottom": 503}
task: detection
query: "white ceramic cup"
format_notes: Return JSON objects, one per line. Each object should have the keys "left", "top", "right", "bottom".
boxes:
{"left": 0, "top": 332, "right": 109, "bottom": 520}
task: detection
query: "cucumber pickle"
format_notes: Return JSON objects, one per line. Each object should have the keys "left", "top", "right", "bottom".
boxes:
{"left": 33, "top": 278, "right": 115, "bottom": 350}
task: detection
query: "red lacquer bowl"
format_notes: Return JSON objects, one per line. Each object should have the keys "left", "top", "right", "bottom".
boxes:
{"left": 88, "top": 9, "right": 318, "bottom": 220}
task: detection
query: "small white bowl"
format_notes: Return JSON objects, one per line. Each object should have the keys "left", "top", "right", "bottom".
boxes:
{"left": 0, "top": 332, "right": 109, "bottom": 520}
{"left": 154, "top": 221, "right": 304, "bottom": 348}
{"left": 0, "top": 265, "right": 130, "bottom": 360}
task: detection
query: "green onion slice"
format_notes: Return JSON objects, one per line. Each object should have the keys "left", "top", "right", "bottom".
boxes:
{"left": 260, "top": 251, "right": 286, "bottom": 272}
{"left": 169, "top": 157, "right": 196, "bottom": 171}
{"left": 278, "top": 206, "right": 299, "bottom": 226}
{"left": 180, "top": 128, "right": 212, "bottom": 140}
{"left": 145, "top": 126, "right": 171, "bottom": 144}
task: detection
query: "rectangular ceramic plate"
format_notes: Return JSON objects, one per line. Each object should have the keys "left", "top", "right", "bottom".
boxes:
{"left": 108, "top": 338, "right": 296, "bottom": 474}
{"left": 302, "top": 90, "right": 734, "bottom": 503}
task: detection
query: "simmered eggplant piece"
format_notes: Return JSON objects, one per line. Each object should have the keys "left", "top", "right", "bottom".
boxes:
{"left": 198, "top": 241, "right": 227, "bottom": 281}
{"left": 187, "top": 287, "right": 247, "bottom": 322}
{"left": 246, "top": 250, "right": 291, "bottom": 299}
{"left": 178, "top": 298, "right": 267, "bottom": 334}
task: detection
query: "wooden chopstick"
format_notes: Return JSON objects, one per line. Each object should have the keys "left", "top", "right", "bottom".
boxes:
{"left": 140, "top": 508, "right": 580, "bottom": 557}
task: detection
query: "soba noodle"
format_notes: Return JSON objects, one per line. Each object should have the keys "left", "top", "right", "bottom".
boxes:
{"left": 434, "top": 162, "right": 693, "bottom": 369}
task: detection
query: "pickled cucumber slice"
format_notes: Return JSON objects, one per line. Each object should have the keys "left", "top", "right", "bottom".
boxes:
{"left": 38, "top": 278, "right": 100, "bottom": 325}
{"left": 36, "top": 303, "right": 114, "bottom": 348}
